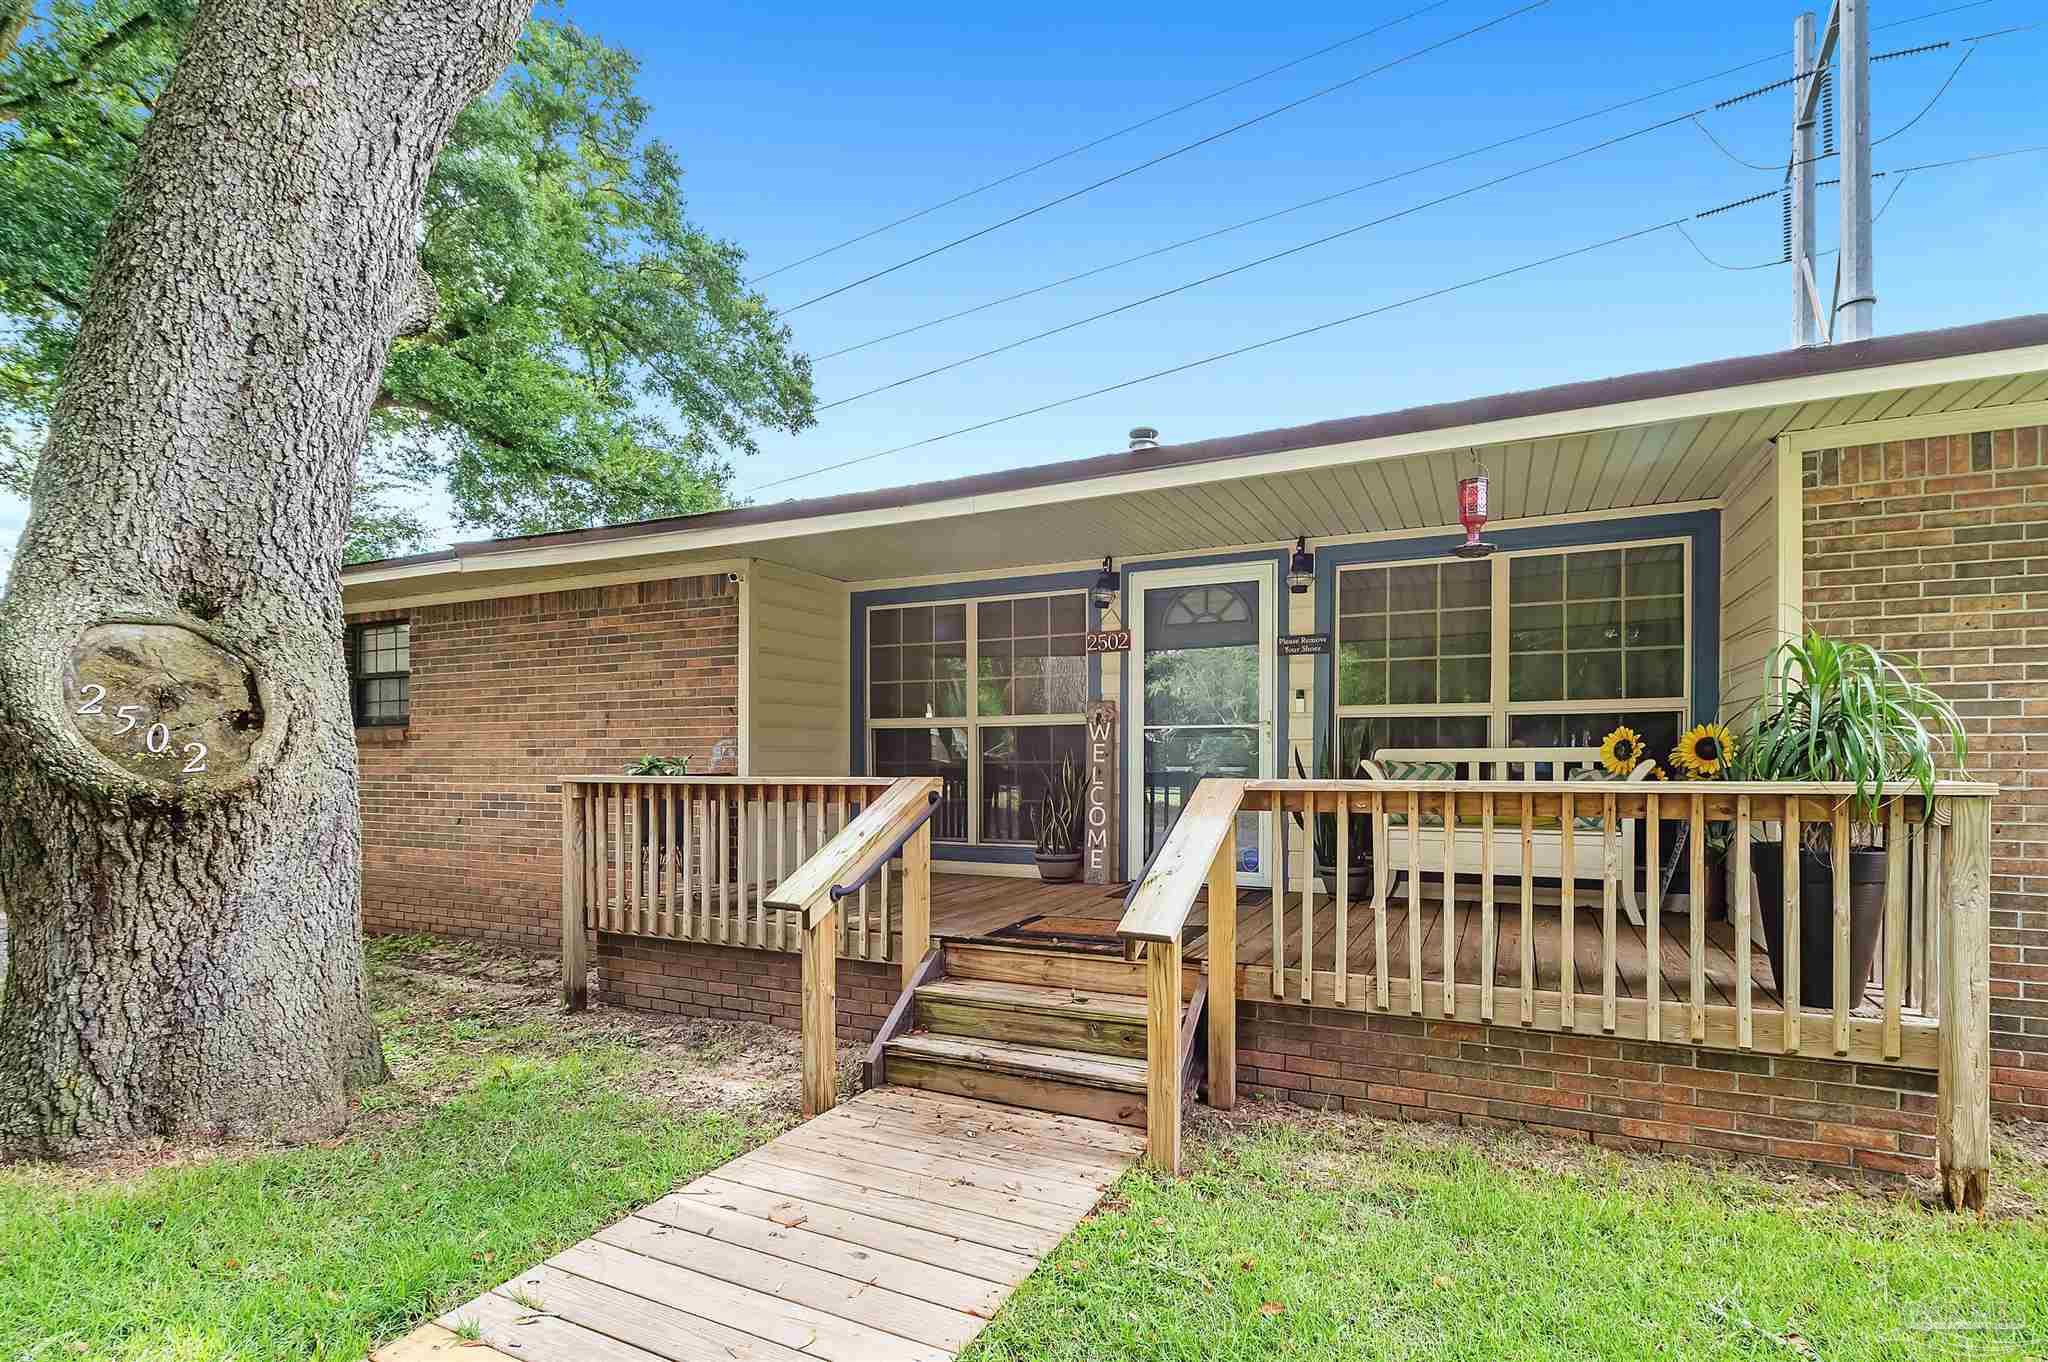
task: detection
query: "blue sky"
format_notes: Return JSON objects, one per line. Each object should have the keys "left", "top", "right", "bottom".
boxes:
{"left": 2, "top": 0, "right": 2042, "bottom": 565}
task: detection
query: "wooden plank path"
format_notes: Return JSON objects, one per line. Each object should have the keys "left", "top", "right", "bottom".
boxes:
{"left": 372, "top": 1088, "right": 1141, "bottom": 1362}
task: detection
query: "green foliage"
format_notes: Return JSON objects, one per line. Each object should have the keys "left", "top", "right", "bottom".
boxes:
{"left": 0, "top": 957, "right": 769, "bottom": 1361}
{"left": 1291, "top": 724, "right": 1371, "bottom": 870}
{"left": 0, "top": 2, "right": 814, "bottom": 561}
{"left": 1728, "top": 627, "right": 1968, "bottom": 820}
{"left": 1031, "top": 754, "right": 1087, "bottom": 855}
{"left": 624, "top": 755, "right": 689, "bottom": 776}
{"left": 967, "top": 1119, "right": 2048, "bottom": 1361}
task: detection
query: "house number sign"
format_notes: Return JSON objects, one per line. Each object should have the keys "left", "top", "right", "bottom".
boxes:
{"left": 1084, "top": 629, "right": 1132, "bottom": 653}
{"left": 63, "top": 622, "right": 267, "bottom": 788}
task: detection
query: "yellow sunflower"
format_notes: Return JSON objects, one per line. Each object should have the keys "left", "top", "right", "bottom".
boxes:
{"left": 1672, "top": 722, "right": 1736, "bottom": 777}
{"left": 1598, "top": 726, "right": 1643, "bottom": 776}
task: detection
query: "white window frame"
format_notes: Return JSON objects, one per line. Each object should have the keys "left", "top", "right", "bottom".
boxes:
{"left": 865, "top": 589, "right": 1090, "bottom": 846}
{"left": 1332, "top": 537, "right": 1692, "bottom": 750}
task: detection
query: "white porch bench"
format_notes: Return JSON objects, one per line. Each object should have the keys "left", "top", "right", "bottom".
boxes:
{"left": 1361, "top": 746, "right": 1653, "bottom": 926}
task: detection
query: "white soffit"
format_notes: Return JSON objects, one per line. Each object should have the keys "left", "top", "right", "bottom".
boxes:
{"left": 342, "top": 342, "right": 2048, "bottom": 599}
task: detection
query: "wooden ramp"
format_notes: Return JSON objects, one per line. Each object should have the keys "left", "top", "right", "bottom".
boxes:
{"left": 376, "top": 1088, "right": 1141, "bottom": 1362}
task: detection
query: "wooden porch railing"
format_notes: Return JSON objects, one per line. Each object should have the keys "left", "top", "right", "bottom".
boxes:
{"left": 557, "top": 777, "right": 906, "bottom": 984}
{"left": 1116, "top": 776, "right": 1996, "bottom": 1211}
{"left": 559, "top": 774, "right": 940, "bottom": 1117}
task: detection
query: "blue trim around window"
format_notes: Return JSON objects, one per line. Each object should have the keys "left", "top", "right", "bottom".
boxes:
{"left": 849, "top": 570, "right": 1104, "bottom": 868}
{"left": 1308, "top": 510, "right": 1722, "bottom": 769}
{"left": 1116, "top": 549, "right": 1294, "bottom": 881}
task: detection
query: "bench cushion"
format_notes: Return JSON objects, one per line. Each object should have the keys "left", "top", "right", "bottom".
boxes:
{"left": 1377, "top": 761, "right": 1617, "bottom": 832}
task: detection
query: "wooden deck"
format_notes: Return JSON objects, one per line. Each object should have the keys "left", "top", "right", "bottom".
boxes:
{"left": 377, "top": 1089, "right": 1141, "bottom": 1362}
{"left": 927, "top": 872, "right": 1863, "bottom": 1015}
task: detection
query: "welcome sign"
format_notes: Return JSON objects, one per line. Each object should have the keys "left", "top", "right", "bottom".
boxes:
{"left": 1084, "top": 699, "right": 1119, "bottom": 885}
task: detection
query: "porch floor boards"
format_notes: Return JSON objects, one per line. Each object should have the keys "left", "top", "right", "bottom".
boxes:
{"left": 388, "top": 1089, "right": 1140, "bottom": 1362}
{"left": 927, "top": 874, "right": 1860, "bottom": 1016}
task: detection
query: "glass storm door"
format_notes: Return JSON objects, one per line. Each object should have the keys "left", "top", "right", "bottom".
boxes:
{"left": 1126, "top": 562, "right": 1277, "bottom": 887}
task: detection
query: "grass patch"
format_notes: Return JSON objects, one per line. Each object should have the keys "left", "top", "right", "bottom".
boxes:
{"left": 967, "top": 1112, "right": 2048, "bottom": 1362}
{"left": 0, "top": 951, "right": 781, "bottom": 1362}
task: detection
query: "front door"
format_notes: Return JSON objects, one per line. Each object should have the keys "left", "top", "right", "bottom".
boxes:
{"left": 1125, "top": 561, "right": 1277, "bottom": 887}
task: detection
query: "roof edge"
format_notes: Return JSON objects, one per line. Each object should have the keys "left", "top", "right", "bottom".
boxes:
{"left": 344, "top": 311, "right": 2048, "bottom": 577}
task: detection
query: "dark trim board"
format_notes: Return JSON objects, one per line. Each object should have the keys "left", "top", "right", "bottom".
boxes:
{"left": 1308, "top": 508, "right": 1723, "bottom": 770}
{"left": 848, "top": 569, "right": 1106, "bottom": 868}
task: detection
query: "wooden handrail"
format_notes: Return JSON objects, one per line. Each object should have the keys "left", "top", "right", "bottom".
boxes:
{"left": 1117, "top": 778, "right": 1248, "bottom": 945}
{"left": 760, "top": 774, "right": 943, "bottom": 1120}
{"left": 766, "top": 776, "right": 943, "bottom": 928}
{"left": 1116, "top": 777, "right": 1247, "bottom": 1174}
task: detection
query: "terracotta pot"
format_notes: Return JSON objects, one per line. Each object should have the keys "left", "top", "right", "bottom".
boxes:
{"left": 1751, "top": 844, "right": 1887, "bottom": 1004}
{"left": 1034, "top": 851, "right": 1083, "bottom": 883}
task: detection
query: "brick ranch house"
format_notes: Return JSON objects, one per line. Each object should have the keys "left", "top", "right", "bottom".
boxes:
{"left": 342, "top": 313, "right": 2048, "bottom": 1190}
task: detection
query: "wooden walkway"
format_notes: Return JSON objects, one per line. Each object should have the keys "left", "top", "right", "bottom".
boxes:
{"left": 374, "top": 1088, "right": 1141, "bottom": 1362}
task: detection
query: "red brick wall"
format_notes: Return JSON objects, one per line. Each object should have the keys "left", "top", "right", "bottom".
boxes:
{"left": 1239, "top": 1002, "right": 1936, "bottom": 1185}
{"left": 594, "top": 934, "right": 901, "bottom": 1042}
{"left": 350, "top": 575, "right": 740, "bottom": 947}
{"left": 1803, "top": 423, "right": 2048, "bottom": 1121}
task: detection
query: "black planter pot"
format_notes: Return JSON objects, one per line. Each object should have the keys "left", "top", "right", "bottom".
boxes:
{"left": 1316, "top": 860, "right": 1372, "bottom": 899}
{"left": 1751, "top": 844, "right": 1887, "bottom": 1005}
{"left": 1035, "top": 851, "right": 1083, "bottom": 883}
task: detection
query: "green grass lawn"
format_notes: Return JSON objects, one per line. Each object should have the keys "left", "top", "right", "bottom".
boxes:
{"left": 967, "top": 1110, "right": 2048, "bottom": 1362}
{"left": 0, "top": 938, "right": 788, "bottom": 1362}
{"left": 5, "top": 938, "right": 2045, "bottom": 1362}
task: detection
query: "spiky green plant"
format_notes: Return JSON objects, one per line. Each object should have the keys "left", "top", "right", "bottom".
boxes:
{"left": 1728, "top": 628, "right": 1966, "bottom": 826}
{"left": 1031, "top": 755, "right": 1089, "bottom": 855}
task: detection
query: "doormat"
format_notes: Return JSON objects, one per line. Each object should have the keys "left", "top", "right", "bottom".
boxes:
{"left": 985, "top": 914, "right": 1126, "bottom": 954}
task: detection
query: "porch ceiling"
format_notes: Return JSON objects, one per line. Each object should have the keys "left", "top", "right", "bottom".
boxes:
{"left": 341, "top": 316, "right": 2048, "bottom": 604}
{"left": 710, "top": 369, "right": 2048, "bottom": 581}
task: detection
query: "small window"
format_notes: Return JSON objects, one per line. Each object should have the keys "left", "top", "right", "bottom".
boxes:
{"left": 349, "top": 622, "right": 411, "bottom": 726}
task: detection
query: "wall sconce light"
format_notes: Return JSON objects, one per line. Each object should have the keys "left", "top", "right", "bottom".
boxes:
{"left": 1090, "top": 555, "right": 1120, "bottom": 610}
{"left": 1287, "top": 537, "right": 1314, "bottom": 594}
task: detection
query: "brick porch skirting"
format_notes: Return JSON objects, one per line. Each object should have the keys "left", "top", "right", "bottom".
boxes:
{"left": 584, "top": 937, "right": 1938, "bottom": 1186}
{"left": 1238, "top": 1002, "right": 1938, "bottom": 1185}
{"left": 593, "top": 934, "right": 903, "bottom": 1046}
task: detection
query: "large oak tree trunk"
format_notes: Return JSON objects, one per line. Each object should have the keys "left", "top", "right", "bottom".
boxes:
{"left": 0, "top": 0, "right": 530, "bottom": 1156}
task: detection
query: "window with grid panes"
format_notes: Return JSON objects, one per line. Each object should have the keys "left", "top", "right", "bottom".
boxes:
{"left": 1333, "top": 541, "right": 1688, "bottom": 763}
{"left": 867, "top": 592, "right": 1088, "bottom": 846}
{"left": 349, "top": 622, "right": 411, "bottom": 725}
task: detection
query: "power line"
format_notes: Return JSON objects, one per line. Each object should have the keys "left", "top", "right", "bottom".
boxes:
{"left": 754, "top": 219, "right": 1685, "bottom": 492}
{"left": 1875, "top": 45, "right": 1975, "bottom": 145}
{"left": 778, "top": 0, "right": 1998, "bottom": 303}
{"left": 744, "top": 2, "right": 1453, "bottom": 285}
{"left": 777, "top": 0, "right": 1555, "bottom": 315}
{"left": 816, "top": 18, "right": 2030, "bottom": 416}
{"left": 811, "top": 4, "right": 2028, "bottom": 364}
{"left": 816, "top": 49, "right": 1813, "bottom": 364}
{"left": 753, "top": 141, "right": 2048, "bottom": 495}
{"left": 1696, "top": 144, "right": 2043, "bottom": 268}
{"left": 814, "top": 102, "right": 1714, "bottom": 411}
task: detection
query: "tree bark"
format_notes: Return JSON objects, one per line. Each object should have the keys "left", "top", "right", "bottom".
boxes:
{"left": 0, "top": 0, "right": 530, "bottom": 1156}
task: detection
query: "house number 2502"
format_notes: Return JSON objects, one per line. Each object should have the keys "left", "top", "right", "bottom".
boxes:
{"left": 74, "top": 683, "right": 209, "bottom": 773}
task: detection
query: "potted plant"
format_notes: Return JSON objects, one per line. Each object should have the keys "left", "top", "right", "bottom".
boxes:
{"left": 1291, "top": 727, "right": 1373, "bottom": 898}
{"left": 626, "top": 756, "right": 691, "bottom": 841}
{"left": 1031, "top": 755, "right": 1089, "bottom": 882}
{"left": 1729, "top": 630, "right": 1966, "bottom": 1004}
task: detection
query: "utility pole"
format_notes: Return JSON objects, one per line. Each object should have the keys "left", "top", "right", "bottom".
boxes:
{"left": 1791, "top": 12, "right": 1820, "bottom": 346}
{"left": 1837, "top": 0, "right": 1875, "bottom": 340}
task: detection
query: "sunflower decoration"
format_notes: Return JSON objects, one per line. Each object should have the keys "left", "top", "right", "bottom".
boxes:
{"left": 1598, "top": 726, "right": 1644, "bottom": 776}
{"left": 1671, "top": 722, "right": 1736, "bottom": 778}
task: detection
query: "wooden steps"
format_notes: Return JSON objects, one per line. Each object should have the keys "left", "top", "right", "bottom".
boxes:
{"left": 871, "top": 940, "right": 1199, "bottom": 1130}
